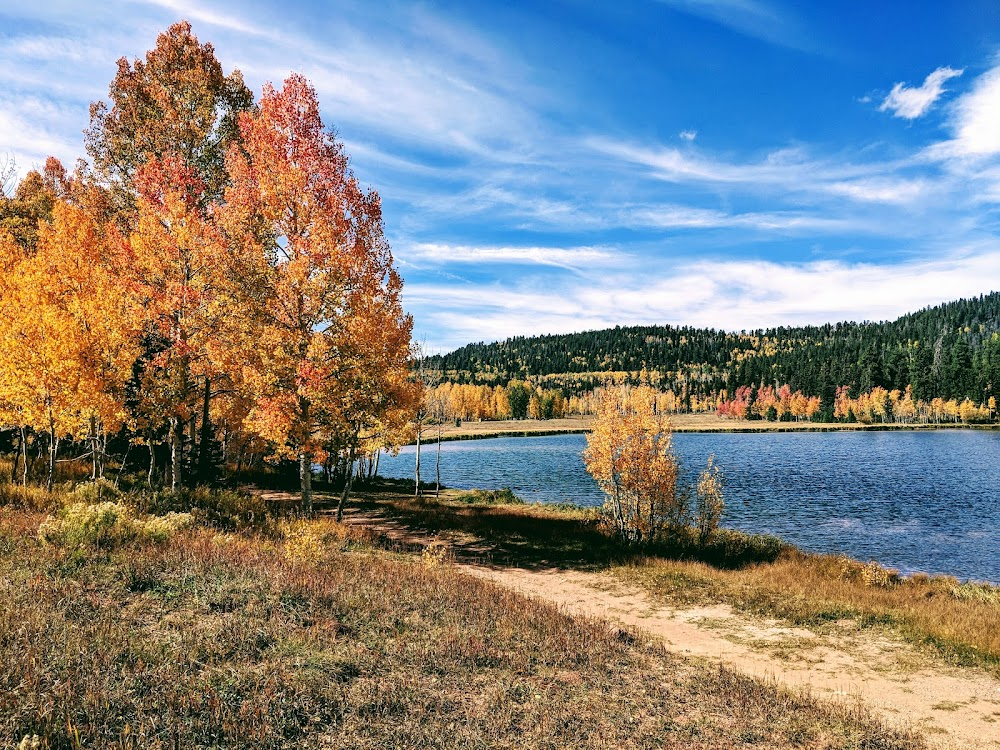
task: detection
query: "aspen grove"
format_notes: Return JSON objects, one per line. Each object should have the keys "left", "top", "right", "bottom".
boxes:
{"left": 0, "top": 23, "right": 417, "bottom": 509}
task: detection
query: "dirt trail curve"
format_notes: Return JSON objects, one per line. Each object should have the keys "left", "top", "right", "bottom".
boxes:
{"left": 331, "top": 505, "right": 1000, "bottom": 749}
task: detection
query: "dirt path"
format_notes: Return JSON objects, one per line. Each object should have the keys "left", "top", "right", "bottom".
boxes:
{"left": 465, "top": 565, "right": 1000, "bottom": 750}
{"left": 334, "top": 505, "right": 1000, "bottom": 749}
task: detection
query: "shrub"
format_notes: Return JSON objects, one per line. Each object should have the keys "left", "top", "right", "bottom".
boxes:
{"left": 694, "top": 455, "right": 724, "bottom": 544}
{"left": 281, "top": 519, "right": 326, "bottom": 563}
{"left": 585, "top": 386, "right": 727, "bottom": 548}
{"left": 37, "top": 501, "right": 192, "bottom": 549}
{"left": 0, "top": 482, "right": 58, "bottom": 512}
{"left": 129, "top": 486, "right": 270, "bottom": 532}
{"left": 71, "top": 478, "right": 123, "bottom": 504}
{"left": 860, "top": 561, "right": 901, "bottom": 588}
{"left": 584, "top": 386, "right": 683, "bottom": 544}
{"left": 453, "top": 487, "right": 524, "bottom": 505}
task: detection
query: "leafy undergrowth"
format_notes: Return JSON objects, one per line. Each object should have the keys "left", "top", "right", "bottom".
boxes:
{"left": 614, "top": 551, "right": 1000, "bottom": 675}
{"left": 0, "top": 505, "right": 922, "bottom": 749}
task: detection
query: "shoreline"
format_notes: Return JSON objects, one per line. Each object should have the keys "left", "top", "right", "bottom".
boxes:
{"left": 414, "top": 415, "right": 1000, "bottom": 444}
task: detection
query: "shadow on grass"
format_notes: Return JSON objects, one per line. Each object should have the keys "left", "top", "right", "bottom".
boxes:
{"left": 318, "top": 478, "right": 787, "bottom": 573}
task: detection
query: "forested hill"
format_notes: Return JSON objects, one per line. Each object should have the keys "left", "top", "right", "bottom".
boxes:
{"left": 428, "top": 292, "right": 1000, "bottom": 403}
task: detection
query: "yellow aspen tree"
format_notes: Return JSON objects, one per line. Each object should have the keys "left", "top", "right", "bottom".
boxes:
{"left": 583, "top": 385, "right": 682, "bottom": 545}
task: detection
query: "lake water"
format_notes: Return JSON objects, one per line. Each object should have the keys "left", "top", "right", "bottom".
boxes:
{"left": 378, "top": 430, "right": 1000, "bottom": 582}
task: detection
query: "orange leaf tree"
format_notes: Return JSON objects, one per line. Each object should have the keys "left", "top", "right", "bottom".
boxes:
{"left": 85, "top": 21, "right": 253, "bottom": 224}
{"left": 221, "top": 74, "right": 413, "bottom": 512}
{"left": 0, "top": 199, "right": 140, "bottom": 489}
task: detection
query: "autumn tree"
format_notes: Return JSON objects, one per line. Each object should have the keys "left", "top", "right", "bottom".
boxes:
{"left": 128, "top": 156, "right": 229, "bottom": 490}
{"left": 0, "top": 199, "right": 139, "bottom": 489}
{"left": 221, "top": 74, "right": 413, "bottom": 512}
{"left": 583, "top": 386, "right": 683, "bottom": 544}
{"left": 85, "top": 21, "right": 253, "bottom": 224}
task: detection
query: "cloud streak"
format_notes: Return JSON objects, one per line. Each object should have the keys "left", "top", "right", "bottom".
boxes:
{"left": 407, "top": 244, "right": 1000, "bottom": 350}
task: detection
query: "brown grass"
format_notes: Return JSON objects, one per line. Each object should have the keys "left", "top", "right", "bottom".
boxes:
{"left": 337, "top": 486, "right": 1000, "bottom": 675}
{"left": 614, "top": 550, "right": 1000, "bottom": 673}
{"left": 0, "top": 499, "right": 922, "bottom": 749}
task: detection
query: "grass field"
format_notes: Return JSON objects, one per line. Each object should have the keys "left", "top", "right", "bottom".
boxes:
{"left": 0, "top": 483, "right": 925, "bottom": 749}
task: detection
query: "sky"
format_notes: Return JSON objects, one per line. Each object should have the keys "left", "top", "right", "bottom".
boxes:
{"left": 2, "top": 0, "right": 1000, "bottom": 352}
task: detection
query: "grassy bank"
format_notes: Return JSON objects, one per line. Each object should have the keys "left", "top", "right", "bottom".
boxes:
{"left": 0, "top": 491, "right": 924, "bottom": 750}
{"left": 347, "top": 485, "right": 1000, "bottom": 677}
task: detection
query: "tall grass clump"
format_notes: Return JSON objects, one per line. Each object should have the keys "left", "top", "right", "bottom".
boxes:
{"left": 37, "top": 501, "right": 193, "bottom": 549}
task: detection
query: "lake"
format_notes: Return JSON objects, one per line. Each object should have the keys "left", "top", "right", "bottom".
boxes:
{"left": 377, "top": 430, "right": 1000, "bottom": 583}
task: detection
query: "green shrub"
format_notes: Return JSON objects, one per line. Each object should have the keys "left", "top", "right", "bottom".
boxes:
{"left": 37, "top": 501, "right": 193, "bottom": 549}
{"left": 72, "top": 478, "right": 123, "bottom": 504}
{"left": 453, "top": 488, "right": 525, "bottom": 505}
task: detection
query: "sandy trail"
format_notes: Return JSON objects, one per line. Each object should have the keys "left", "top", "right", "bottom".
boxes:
{"left": 331, "top": 504, "right": 1000, "bottom": 748}
{"left": 465, "top": 565, "right": 1000, "bottom": 750}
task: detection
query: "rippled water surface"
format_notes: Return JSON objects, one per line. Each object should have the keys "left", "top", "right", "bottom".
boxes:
{"left": 378, "top": 430, "right": 1000, "bottom": 581}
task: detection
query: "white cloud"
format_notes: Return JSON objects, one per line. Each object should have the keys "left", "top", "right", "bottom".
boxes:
{"left": 825, "top": 177, "right": 929, "bottom": 204}
{"left": 408, "top": 245, "right": 1000, "bottom": 351}
{"left": 946, "top": 63, "right": 1000, "bottom": 156}
{"left": 624, "top": 205, "right": 861, "bottom": 232}
{"left": 679, "top": 130, "right": 697, "bottom": 141}
{"left": 589, "top": 137, "right": 879, "bottom": 186}
{"left": 655, "top": 0, "right": 814, "bottom": 53}
{"left": 401, "top": 242, "right": 624, "bottom": 271}
{"left": 880, "top": 66, "right": 963, "bottom": 120}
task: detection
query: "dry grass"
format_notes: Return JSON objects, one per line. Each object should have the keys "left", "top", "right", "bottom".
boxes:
{"left": 615, "top": 550, "right": 1000, "bottom": 673}
{"left": 341, "top": 486, "right": 1000, "bottom": 675}
{"left": 0, "top": 501, "right": 923, "bottom": 749}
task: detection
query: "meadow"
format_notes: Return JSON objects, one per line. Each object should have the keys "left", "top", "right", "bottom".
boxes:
{"left": 0, "top": 470, "right": 928, "bottom": 749}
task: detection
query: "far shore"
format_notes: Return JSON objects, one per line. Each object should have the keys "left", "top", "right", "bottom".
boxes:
{"left": 416, "top": 413, "right": 999, "bottom": 443}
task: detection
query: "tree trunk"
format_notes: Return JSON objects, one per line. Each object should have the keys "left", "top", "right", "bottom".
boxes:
{"left": 46, "top": 426, "right": 57, "bottom": 493}
{"left": 373, "top": 449, "right": 380, "bottom": 479}
{"left": 298, "top": 450, "right": 313, "bottom": 515}
{"left": 435, "top": 420, "right": 442, "bottom": 498}
{"left": 197, "top": 376, "right": 212, "bottom": 483}
{"left": 89, "top": 414, "right": 101, "bottom": 480}
{"left": 19, "top": 426, "right": 27, "bottom": 486}
{"left": 414, "top": 423, "right": 422, "bottom": 498}
{"left": 147, "top": 434, "right": 156, "bottom": 488}
{"left": 11, "top": 429, "right": 20, "bottom": 484}
{"left": 168, "top": 416, "right": 183, "bottom": 491}
{"left": 336, "top": 440, "right": 357, "bottom": 523}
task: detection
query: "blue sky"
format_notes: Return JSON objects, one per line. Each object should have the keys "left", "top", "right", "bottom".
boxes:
{"left": 3, "top": 0, "right": 1000, "bottom": 352}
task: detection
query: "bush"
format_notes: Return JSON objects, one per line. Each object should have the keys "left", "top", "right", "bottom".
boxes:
{"left": 585, "top": 386, "right": 729, "bottom": 549}
{"left": 129, "top": 486, "right": 270, "bottom": 532}
{"left": 72, "top": 478, "right": 123, "bottom": 504}
{"left": 453, "top": 487, "right": 524, "bottom": 505}
{"left": 37, "top": 501, "right": 193, "bottom": 549}
{"left": 0, "top": 482, "right": 58, "bottom": 512}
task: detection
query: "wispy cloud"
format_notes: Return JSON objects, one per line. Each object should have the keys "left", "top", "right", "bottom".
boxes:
{"left": 942, "top": 63, "right": 1000, "bottom": 157}
{"left": 880, "top": 66, "right": 963, "bottom": 119}
{"left": 400, "top": 242, "right": 624, "bottom": 272}
{"left": 679, "top": 129, "right": 697, "bottom": 141}
{"left": 824, "top": 177, "right": 930, "bottom": 205}
{"left": 655, "top": 0, "right": 815, "bottom": 53}
{"left": 408, "top": 244, "right": 1000, "bottom": 350}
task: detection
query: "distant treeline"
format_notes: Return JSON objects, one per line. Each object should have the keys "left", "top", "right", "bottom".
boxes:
{"left": 427, "top": 293, "right": 1000, "bottom": 420}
